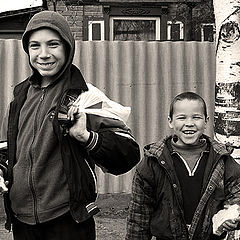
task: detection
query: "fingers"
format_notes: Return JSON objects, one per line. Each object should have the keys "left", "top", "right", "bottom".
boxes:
{"left": 221, "top": 219, "right": 239, "bottom": 232}
{"left": 234, "top": 217, "right": 240, "bottom": 222}
{"left": 67, "top": 105, "right": 79, "bottom": 122}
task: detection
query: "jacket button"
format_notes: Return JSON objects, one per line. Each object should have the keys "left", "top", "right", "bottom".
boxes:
{"left": 208, "top": 185, "right": 213, "bottom": 191}
{"left": 173, "top": 184, "right": 177, "bottom": 188}
{"left": 160, "top": 160, "right": 165, "bottom": 164}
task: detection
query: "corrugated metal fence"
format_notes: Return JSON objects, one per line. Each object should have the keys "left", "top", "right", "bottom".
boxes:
{"left": 0, "top": 40, "right": 216, "bottom": 193}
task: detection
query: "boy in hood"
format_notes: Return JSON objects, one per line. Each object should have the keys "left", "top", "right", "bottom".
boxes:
{"left": 0, "top": 11, "right": 140, "bottom": 240}
{"left": 126, "top": 92, "right": 240, "bottom": 240}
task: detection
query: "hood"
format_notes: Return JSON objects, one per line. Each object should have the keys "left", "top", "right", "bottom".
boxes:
{"left": 22, "top": 11, "right": 75, "bottom": 84}
{"left": 144, "top": 137, "right": 168, "bottom": 159}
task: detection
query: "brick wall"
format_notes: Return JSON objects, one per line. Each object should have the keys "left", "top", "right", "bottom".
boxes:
{"left": 46, "top": 0, "right": 103, "bottom": 40}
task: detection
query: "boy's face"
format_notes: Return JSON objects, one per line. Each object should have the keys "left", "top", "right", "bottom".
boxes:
{"left": 168, "top": 99, "right": 208, "bottom": 146}
{"left": 28, "top": 28, "right": 66, "bottom": 81}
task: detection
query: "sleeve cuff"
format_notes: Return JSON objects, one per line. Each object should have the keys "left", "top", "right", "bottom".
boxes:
{"left": 85, "top": 131, "right": 99, "bottom": 152}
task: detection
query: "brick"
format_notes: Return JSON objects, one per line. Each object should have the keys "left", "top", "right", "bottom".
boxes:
{"left": 70, "top": 27, "right": 82, "bottom": 32}
{"left": 55, "top": 5, "right": 68, "bottom": 12}
{"left": 68, "top": 21, "right": 83, "bottom": 27}
{"left": 73, "top": 33, "right": 83, "bottom": 40}
{"left": 66, "top": 15, "right": 83, "bottom": 21}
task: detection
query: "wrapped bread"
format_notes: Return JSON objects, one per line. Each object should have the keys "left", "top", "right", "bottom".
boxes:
{"left": 73, "top": 83, "right": 131, "bottom": 124}
{"left": 212, "top": 204, "right": 240, "bottom": 235}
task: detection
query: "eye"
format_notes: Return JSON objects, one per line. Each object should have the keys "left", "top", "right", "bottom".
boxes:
{"left": 176, "top": 116, "right": 186, "bottom": 120}
{"left": 193, "top": 116, "right": 203, "bottom": 119}
{"left": 48, "top": 41, "right": 61, "bottom": 48}
{"left": 29, "top": 43, "right": 40, "bottom": 50}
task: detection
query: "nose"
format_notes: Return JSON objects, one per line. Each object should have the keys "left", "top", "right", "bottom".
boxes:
{"left": 39, "top": 46, "right": 50, "bottom": 58}
{"left": 185, "top": 118, "right": 194, "bottom": 126}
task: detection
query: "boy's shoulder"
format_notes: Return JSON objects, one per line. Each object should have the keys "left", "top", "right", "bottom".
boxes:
{"left": 204, "top": 135, "right": 230, "bottom": 156}
{"left": 13, "top": 78, "right": 30, "bottom": 97}
{"left": 143, "top": 136, "right": 170, "bottom": 159}
{"left": 136, "top": 137, "right": 170, "bottom": 177}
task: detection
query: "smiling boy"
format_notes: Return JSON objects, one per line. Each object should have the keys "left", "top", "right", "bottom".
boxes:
{"left": 0, "top": 11, "right": 140, "bottom": 240}
{"left": 126, "top": 92, "right": 240, "bottom": 240}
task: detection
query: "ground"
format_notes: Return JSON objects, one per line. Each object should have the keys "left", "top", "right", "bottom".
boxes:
{"left": 0, "top": 194, "right": 130, "bottom": 240}
{"left": 95, "top": 194, "right": 130, "bottom": 239}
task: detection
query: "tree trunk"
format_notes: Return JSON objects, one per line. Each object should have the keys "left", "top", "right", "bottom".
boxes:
{"left": 213, "top": 0, "right": 240, "bottom": 239}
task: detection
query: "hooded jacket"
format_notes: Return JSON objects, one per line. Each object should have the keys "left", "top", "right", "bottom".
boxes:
{"left": 2, "top": 11, "right": 140, "bottom": 230}
{"left": 126, "top": 135, "right": 240, "bottom": 240}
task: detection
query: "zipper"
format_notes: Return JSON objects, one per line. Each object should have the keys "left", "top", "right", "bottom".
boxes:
{"left": 29, "top": 88, "right": 46, "bottom": 223}
{"left": 84, "top": 159, "right": 98, "bottom": 194}
{"left": 29, "top": 158, "right": 39, "bottom": 223}
{"left": 159, "top": 159, "right": 189, "bottom": 237}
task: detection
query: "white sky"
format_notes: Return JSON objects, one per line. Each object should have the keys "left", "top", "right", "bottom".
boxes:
{"left": 0, "top": 0, "right": 43, "bottom": 13}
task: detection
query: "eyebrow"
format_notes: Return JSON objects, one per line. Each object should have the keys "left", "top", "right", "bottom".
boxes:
{"left": 29, "top": 39, "right": 62, "bottom": 44}
{"left": 175, "top": 113, "right": 204, "bottom": 117}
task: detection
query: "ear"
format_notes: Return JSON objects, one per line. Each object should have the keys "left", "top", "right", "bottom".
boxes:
{"left": 205, "top": 116, "right": 209, "bottom": 123}
{"left": 168, "top": 116, "right": 173, "bottom": 129}
{"left": 204, "top": 116, "right": 209, "bottom": 128}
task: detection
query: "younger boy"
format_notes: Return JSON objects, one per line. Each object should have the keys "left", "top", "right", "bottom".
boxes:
{"left": 126, "top": 92, "right": 240, "bottom": 240}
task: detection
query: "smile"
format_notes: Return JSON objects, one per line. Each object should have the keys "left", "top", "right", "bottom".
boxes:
{"left": 182, "top": 130, "right": 196, "bottom": 134}
{"left": 37, "top": 62, "right": 55, "bottom": 66}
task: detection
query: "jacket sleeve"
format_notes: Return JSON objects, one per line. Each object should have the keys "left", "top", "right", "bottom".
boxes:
{"left": 85, "top": 129, "right": 140, "bottom": 175}
{"left": 125, "top": 156, "right": 156, "bottom": 240}
{"left": 82, "top": 113, "right": 140, "bottom": 175}
{"left": 223, "top": 156, "right": 240, "bottom": 206}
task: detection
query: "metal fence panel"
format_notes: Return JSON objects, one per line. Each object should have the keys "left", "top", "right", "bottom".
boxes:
{"left": 0, "top": 40, "right": 216, "bottom": 193}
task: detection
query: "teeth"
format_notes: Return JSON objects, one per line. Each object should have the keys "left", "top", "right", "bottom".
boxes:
{"left": 183, "top": 131, "right": 195, "bottom": 134}
{"left": 39, "top": 63, "right": 54, "bottom": 66}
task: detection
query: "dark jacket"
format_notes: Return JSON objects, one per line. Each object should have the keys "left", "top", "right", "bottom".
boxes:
{"left": 3, "top": 65, "right": 140, "bottom": 230}
{"left": 126, "top": 135, "right": 240, "bottom": 240}
{"left": 1, "top": 10, "right": 140, "bottom": 230}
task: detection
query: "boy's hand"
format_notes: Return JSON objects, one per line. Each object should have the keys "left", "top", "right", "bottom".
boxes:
{"left": 68, "top": 106, "right": 90, "bottom": 143}
{"left": 219, "top": 217, "right": 240, "bottom": 232}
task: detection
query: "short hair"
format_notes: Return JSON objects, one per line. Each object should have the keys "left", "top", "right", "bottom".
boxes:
{"left": 169, "top": 92, "right": 207, "bottom": 120}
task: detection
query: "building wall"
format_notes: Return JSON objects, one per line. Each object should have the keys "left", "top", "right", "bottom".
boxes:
{"left": 0, "top": 1, "right": 213, "bottom": 41}
{"left": 47, "top": 0, "right": 103, "bottom": 40}
{"left": 46, "top": 0, "right": 199, "bottom": 41}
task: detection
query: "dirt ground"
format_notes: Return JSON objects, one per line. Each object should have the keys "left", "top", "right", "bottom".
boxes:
{"left": 0, "top": 194, "right": 131, "bottom": 240}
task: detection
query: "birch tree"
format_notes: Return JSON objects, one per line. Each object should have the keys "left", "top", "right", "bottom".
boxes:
{"left": 213, "top": 0, "right": 240, "bottom": 239}
{"left": 214, "top": 0, "right": 240, "bottom": 160}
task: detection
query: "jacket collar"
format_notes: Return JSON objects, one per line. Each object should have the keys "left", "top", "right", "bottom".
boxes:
{"left": 144, "top": 134, "right": 230, "bottom": 161}
{"left": 27, "top": 64, "right": 88, "bottom": 92}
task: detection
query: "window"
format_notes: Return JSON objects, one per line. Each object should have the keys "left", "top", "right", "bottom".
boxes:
{"left": 167, "top": 21, "right": 184, "bottom": 41}
{"left": 110, "top": 17, "right": 160, "bottom": 41}
{"left": 201, "top": 23, "right": 215, "bottom": 42}
{"left": 88, "top": 21, "right": 104, "bottom": 41}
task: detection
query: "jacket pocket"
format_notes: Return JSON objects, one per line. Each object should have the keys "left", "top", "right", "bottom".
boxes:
{"left": 150, "top": 197, "right": 173, "bottom": 238}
